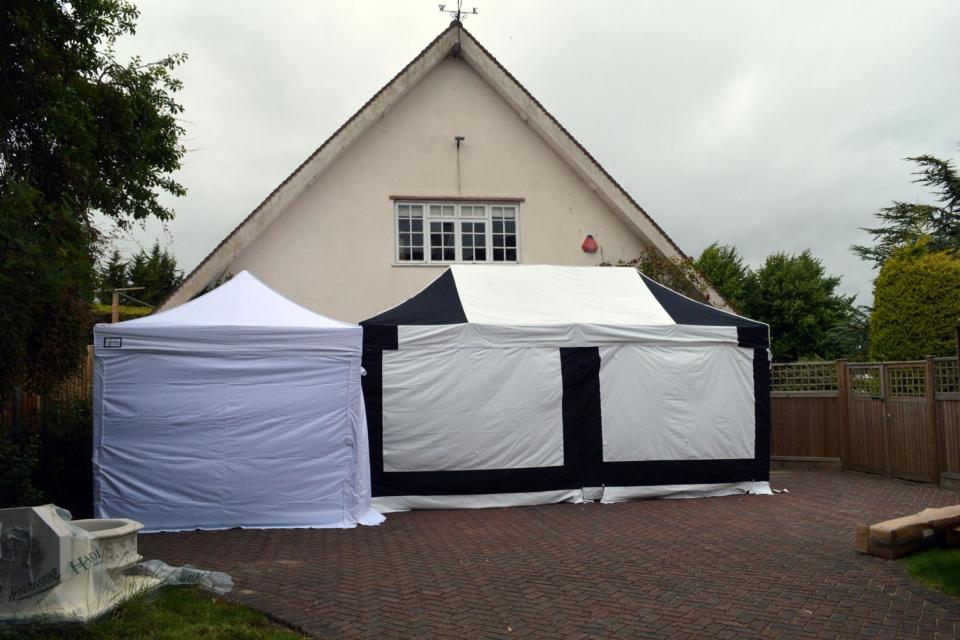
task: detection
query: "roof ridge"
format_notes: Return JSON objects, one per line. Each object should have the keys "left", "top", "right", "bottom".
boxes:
{"left": 160, "top": 23, "right": 460, "bottom": 309}
{"left": 162, "top": 21, "right": 728, "bottom": 310}
{"left": 457, "top": 24, "right": 691, "bottom": 264}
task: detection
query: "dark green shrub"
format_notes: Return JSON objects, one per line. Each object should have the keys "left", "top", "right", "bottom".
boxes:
{"left": 740, "top": 250, "right": 856, "bottom": 362}
{"left": 38, "top": 399, "right": 94, "bottom": 518}
{"left": 869, "top": 246, "right": 960, "bottom": 360}
{"left": 0, "top": 430, "right": 46, "bottom": 507}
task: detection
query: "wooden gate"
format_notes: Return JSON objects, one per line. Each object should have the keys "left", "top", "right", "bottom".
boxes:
{"left": 843, "top": 361, "right": 940, "bottom": 483}
{"left": 845, "top": 364, "right": 887, "bottom": 475}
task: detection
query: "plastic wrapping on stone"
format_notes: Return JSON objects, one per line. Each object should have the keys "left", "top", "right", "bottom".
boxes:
{"left": 0, "top": 505, "right": 233, "bottom": 626}
{"left": 136, "top": 560, "right": 233, "bottom": 595}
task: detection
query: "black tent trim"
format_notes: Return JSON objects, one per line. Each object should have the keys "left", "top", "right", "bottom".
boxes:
{"left": 363, "top": 270, "right": 467, "bottom": 326}
{"left": 361, "top": 343, "right": 770, "bottom": 496}
{"left": 360, "top": 268, "right": 771, "bottom": 500}
{"left": 640, "top": 274, "right": 768, "bottom": 348}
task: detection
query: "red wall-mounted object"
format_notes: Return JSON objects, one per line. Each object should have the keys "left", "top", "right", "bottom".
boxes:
{"left": 581, "top": 234, "right": 598, "bottom": 253}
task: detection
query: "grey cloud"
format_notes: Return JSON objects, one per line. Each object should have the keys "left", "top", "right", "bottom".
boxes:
{"left": 110, "top": 0, "right": 960, "bottom": 305}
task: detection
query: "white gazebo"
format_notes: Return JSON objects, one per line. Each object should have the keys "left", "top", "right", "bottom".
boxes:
{"left": 93, "top": 271, "right": 382, "bottom": 531}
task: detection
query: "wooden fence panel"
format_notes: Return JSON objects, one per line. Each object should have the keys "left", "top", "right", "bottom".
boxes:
{"left": 846, "top": 395, "right": 888, "bottom": 475}
{"left": 770, "top": 394, "right": 839, "bottom": 459}
{"left": 1, "top": 346, "right": 93, "bottom": 432}
{"left": 772, "top": 358, "right": 960, "bottom": 486}
{"left": 886, "top": 398, "right": 935, "bottom": 482}
{"left": 938, "top": 399, "right": 960, "bottom": 476}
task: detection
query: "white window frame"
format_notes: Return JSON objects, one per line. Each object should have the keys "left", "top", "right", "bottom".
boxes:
{"left": 394, "top": 201, "right": 520, "bottom": 265}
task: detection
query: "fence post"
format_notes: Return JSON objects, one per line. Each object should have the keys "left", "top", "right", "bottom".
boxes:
{"left": 880, "top": 363, "right": 892, "bottom": 476}
{"left": 925, "top": 356, "right": 943, "bottom": 485}
{"left": 836, "top": 359, "right": 849, "bottom": 471}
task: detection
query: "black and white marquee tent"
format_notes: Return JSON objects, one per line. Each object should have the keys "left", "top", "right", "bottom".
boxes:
{"left": 361, "top": 265, "right": 771, "bottom": 511}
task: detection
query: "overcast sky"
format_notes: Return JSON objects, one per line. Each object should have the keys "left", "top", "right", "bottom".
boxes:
{"left": 111, "top": 0, "right": 960, "bottom": 305}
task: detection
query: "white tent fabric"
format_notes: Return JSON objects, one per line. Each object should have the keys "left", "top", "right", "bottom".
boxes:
{"left": 361, "top": 265, "right": 772, "bottom": 511}
{"left": 450, "top": 265, "right": 676, "bottom": 325}
{"left": 93, "top": 271, "right": 382, "bottom": 532}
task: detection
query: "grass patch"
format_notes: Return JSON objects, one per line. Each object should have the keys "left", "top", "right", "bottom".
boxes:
{"left": 1, "top": 586, "right": 303, "bottom": 639}
{"left": 900, "top": 547, "right": 960, "bottom": 598}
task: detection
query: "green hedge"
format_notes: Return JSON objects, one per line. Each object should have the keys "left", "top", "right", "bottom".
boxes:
{"left": 90, "top": 303, "right": 153, "bottom": 324}
{"left": 0, "top": 399, "right": 93, "bottom": 517}
{"left": 869, "top": 248, "right": 960, "bottom": 360}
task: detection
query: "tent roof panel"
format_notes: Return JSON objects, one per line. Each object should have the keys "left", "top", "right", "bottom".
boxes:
{"left": 363, "top": 265, "right": 767, "bottom": 331}
{"left": 103, "top": 271, "right": 353, "bottom": 330}
{"left": 639, "top": 274, "right": 766, "bottom": 329}
{"left": 453, "top": 265, "right": 674, "bottom": 326}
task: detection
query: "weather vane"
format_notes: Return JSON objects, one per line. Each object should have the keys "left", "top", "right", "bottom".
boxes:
{"left": 439, "top": 0, "right": 478, "bottom": 22}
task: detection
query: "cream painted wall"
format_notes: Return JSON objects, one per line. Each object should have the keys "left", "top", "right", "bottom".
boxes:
{"left": 228, "top": 55, "right": 651, "bottom": 322}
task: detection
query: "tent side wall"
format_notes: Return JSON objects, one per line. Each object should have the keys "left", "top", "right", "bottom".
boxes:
{"left": 93, "top": 325, "right": 371, "bottom": 532}
{"left": 361, "top": 326, "right": 770, "bottom": 508}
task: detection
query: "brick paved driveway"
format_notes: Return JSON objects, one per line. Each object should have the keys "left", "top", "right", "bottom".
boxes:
{"left": 140, "top": 471, "right": 960, "bottom": 639}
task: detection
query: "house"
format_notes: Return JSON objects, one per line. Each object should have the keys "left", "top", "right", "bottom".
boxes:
{"left": 161, "top": 21, "right": 727, "bottom": 321}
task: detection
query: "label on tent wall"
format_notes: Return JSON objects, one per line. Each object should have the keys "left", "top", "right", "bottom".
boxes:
{"left": 598, "top": 344, "right": 755, "bottom": 462}
{"left": 381, "top": 348, "right": 564, "bottom": 472}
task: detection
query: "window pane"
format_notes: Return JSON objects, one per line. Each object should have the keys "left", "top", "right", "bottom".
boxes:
{"left": 400, "top": 201, "right": 515, "bottom": 264}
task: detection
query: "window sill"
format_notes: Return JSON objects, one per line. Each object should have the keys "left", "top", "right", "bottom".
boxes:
{"left": 391, "top": 262, "right": 519, "bottom": 267}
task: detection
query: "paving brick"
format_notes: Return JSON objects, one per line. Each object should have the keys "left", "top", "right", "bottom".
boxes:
{"left": 140, "top": 470, "right": 960, "bottom": 639}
